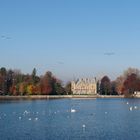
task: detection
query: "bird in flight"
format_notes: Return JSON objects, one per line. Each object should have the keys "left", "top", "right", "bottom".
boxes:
{"left": 57, "top": 61, "right": 64, "bottom": 65}
{"left": 104, "top": 52, "right": 115, "bottom": 56}
{"left": 1, "top": 35, "right": 11, "bottom": 40}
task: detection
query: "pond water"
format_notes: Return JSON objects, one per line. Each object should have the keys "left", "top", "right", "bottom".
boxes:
{"left": 0, "top": 98, "right": 140, "bottom": 140}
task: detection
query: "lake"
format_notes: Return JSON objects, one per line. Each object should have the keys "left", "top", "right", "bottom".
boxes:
{"left": 0, "top": 98, "right": 140, "bottom": 140}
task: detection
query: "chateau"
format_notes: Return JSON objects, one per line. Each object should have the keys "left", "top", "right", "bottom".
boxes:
{"left": 71, "top": 78, "right": 97, "bottom": 95}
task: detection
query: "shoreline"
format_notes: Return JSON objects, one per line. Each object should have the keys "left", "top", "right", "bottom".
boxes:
{"left": 0, "top": 95, "right": 125, "bottom": 100}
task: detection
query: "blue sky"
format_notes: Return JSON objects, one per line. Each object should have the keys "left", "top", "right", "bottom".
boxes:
{"left": 0, "top": 0, "right": 140, "bottom": 82}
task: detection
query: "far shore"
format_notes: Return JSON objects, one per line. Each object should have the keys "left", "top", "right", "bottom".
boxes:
{"left": 0, "top": 95, "right": 126, "bottom": 100}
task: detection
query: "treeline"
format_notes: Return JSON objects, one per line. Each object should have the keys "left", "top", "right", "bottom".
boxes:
{"left": 0, "top": 67, "right": 71, "bottom": 95}
{"left": 99, "top": 68, "right": 140, "bottom": 96}
{"left": 0, "top": 67, "right": 140, "bottom": 96}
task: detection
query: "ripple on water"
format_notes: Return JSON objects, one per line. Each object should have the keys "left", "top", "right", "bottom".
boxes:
{"left": 0, "top": 99, "right": 140, "bottom": 140}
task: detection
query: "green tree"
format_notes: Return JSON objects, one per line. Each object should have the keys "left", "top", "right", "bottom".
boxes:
{"left": 100, "top": 76, "right": 111, "bottom": 95}
{"left": 32, "top": 68, "right": 37, "bottom": 84}
{"left": 6, "top": 70, "right": 13, "bottom": 94}
{"left": 0, "top": 67, "right": 7, "bottom": 76}
{"left": 65, "top": 82, "right": 72, "bottom": 95}
{"left": 0, "top": 67, "right": 7, "bottom": 94}
{"left": 54, "top": 80, "right": 66, "bottom": 95}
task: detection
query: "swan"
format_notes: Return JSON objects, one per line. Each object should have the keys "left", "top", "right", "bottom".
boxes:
{"left": 28, "top": 118, "right": 32, "bottom": 121}
{"left": 19, "top": 117, "right": 22, "bottom": 120}
{"left": 71, "top": 109, "right": 76, "bottom": 113}
{"left": 129, "top": 107, "right": 133, "bottom": 111}
{"left": 82, "top": 124, "right": 86, "bottom": 128}
{"left": 35, "top": 118, "right": 38, "bottom": 121}
{"left": 134, "top": 106, "right": 138, "bottom": 109}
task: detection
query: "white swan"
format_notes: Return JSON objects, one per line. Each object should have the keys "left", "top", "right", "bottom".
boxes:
{"left": 134, "top": 106, "right": 138, "bottom": 109}
{"left": 28, "top": 118, "right": 32, "bottom": 121}
{"left": 71, "top": 109, "right": 76, "bottom": 113}
{"left": 19, "top": 117, "right": 22, "bottom": 120}
{"left": 82, "top": 124, "right": 86, "bottom": 128}
{"left": 35, "top": 118, "right": 38, "bottom": 121}
{"left": 129, "top": 107, "right": 133, "bottom": 111}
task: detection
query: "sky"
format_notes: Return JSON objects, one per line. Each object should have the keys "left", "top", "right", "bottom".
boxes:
{"left": 0, "top": 0, "right": 140, "bottom": 82}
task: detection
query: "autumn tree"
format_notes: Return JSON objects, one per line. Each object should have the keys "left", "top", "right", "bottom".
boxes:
{"left": 115, "top": 76, "right": 125, "bottom": 95}
{"left": 123, "top": 68, "right": 140, "bottom": 78}
{"left": 0, "top": 67, "right": 67, "bottom": 95}
{"left": 115, "top": 68, "right": 140, "bottom": 95}
{"left": 13, "top": 70, "right": 24, "bottom": 83}
{"left": 40, "top": 71, "right": 53, "bottom": 95}
{"left": 19, "top": 83, "right": 25, "bottom": 95}
{"left": 27, "top": 84, "right": 34, "bottom": 95}
{"left": 10, "top": 70, "right": 24, "bottom": 95}
{"left": 123, "top": 73, "right": 140, "bottom": 96}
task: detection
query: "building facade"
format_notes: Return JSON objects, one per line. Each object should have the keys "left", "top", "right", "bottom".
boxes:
{"left": 71, "top": 78, "right": 97, "bottom": 95}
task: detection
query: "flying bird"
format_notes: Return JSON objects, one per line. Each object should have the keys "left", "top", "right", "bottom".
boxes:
{"left": 104, "top": 52, "right": 115, "bottom": 56}
{"left": 6, "top": 37, "right": 11, "bottom": 40}
{"left": 1, "top": 35, "right": 5, "bottom": 38}
{"left": 57, "top": 61, "right": 64, "bottom": 65}
{"left": 1, "top": 35, "right": 12, "bottom": 40}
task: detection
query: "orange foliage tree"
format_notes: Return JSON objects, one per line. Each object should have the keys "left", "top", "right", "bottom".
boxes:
{"left": 123, "top": 73, "right": 140, "bottom": 95}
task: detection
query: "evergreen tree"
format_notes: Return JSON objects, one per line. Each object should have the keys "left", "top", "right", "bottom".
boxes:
{"left": 100, "top": 76, "right": 111, "bottom": 95}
